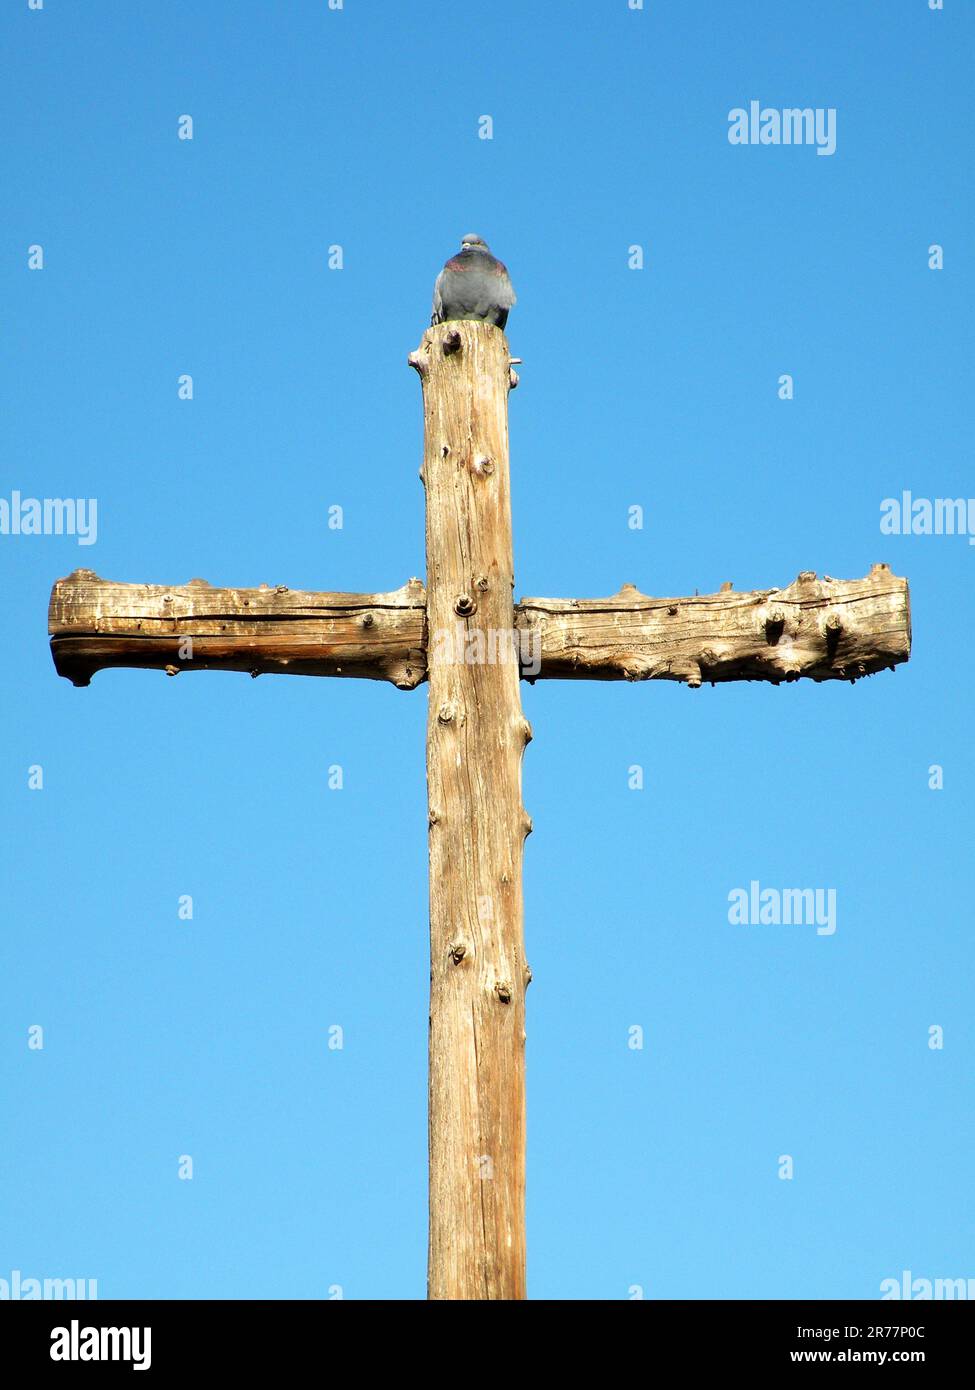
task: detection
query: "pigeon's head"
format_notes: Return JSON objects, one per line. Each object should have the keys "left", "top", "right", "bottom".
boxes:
{"left": 460, "top": 233, "right": 490, "bottom": 253}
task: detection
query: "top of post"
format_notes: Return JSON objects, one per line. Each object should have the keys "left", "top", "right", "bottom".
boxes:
{"left": 409, "top": 320, "right": 519, "bottom": 391}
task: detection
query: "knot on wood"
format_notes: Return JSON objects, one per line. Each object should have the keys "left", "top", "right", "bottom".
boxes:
{"left": 443, "top": 328, "right": 462, "bottom": 356}
{"left": 454, "top": 593, "right": 476, "bottom": 617}
{"left": 495, "top": 981, "right": 512, "bottom": 1004}
{"left": 449, "top": 943, "right": 466, "bottom": 965}
{"left": 823, "top": 611, "right": 843, "bottom": 659}
{"left": 620, "top": 661, "right": 649, "bottom": 682}
{"left": 764, "top": 610, "right": 786, "bottom": 645}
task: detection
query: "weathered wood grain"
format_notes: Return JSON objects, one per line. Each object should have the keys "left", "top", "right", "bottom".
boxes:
{"left": 48, "top": 570, "right": 426, "bottom": 689}
{"left": 518, "top": 564, "right": 911, "bottom": 686}
{"left": 411, "top": 320, "right": 529, "bottom": 1300}
{"left": 50, "top": 565, "right": 910, "bottom": 692}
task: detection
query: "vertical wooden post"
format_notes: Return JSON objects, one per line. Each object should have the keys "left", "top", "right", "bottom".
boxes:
{"left": 410, "top": 321, "right": 530, "bottom": 1300}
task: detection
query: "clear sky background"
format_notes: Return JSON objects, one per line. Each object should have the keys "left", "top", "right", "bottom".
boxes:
{"left": 2, "top": 0, "right": 972, "bottom": 1300}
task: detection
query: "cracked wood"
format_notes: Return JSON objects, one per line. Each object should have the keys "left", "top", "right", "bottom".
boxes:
{"left": 411, "top": 320, "right": 529, "bottom": 1300}
{"left": 50, "top": 565, "right": 910, "bottom": 691}
{"left": 519, "top": 564, "right": 910, "bottom": 687}
{"left": 48, "top": 571, "right": 427, "bottom": 689}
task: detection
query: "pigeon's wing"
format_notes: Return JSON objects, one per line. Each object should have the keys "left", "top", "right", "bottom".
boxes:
{"left": 431, "top": 268, "right": 446, "bottom": 325}
{"left": 432, "top": 255, "right": 475, "bottom": 320}
{"left": 492, "top": 259, "right": 517, "bottom": 309}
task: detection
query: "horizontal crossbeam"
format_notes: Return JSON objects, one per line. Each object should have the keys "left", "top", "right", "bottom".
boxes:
{"left": 49, "top": 563, "right": 910, "bottom": 689}
{"left": 521, "top": 564, "right": 910, "bottom": 687}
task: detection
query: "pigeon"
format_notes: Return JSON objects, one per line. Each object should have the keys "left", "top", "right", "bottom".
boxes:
{"left": 431, "top": 234, "right": 516, "bottom": 330}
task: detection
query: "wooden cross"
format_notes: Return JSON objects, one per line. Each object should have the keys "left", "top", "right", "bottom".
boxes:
{"left": 48, "top": 319, "right": 912, "bottom": 1300}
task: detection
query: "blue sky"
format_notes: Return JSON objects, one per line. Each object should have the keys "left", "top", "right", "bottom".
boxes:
{"left": 2, "top": 0, "right": 972, "bottom": 1299}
